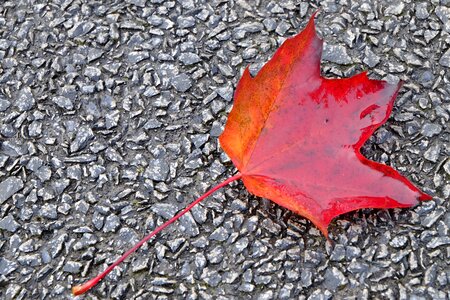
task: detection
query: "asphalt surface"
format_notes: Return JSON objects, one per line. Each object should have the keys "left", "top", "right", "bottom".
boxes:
{"left": 0, "top": 0, "right": 449, "bottom": 299}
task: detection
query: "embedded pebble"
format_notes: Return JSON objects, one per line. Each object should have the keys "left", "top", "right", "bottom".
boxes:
{"left": 103, "top": 215, "right": 121, "bottom": 233}
{"left": 0, "top": 98, "right": 10, "bottom": 111}
{"left": 439, "top": 49, "right": 450, "bottom": 67}
{"left": 322, "top": 44, "right": 352, "bottom": 65}
{"left": 144, "top": 159, "right": 170, "bottom": 182}
{"left": 0, "top": 215, "right": 20, "bottom": 232}
{"left": 70, "top": 126, "right": 94, "bottom": 153}
{"left": 53, "top": 96, "right": 74, "bottom": 110}
{"left": 209, "top": 227, "right": 229, "bottom": 242}
{"left": 151, "top": 203, "right": 179, "bottom": 219}
{"left": 323, "top": 267, "right": 348, "bottom": 291}
{"left": 0, "top": 177, "right": 24, "bottom": 204}
{"left": 415, "top": 3, "right": 429, "bottom": 19}
{"left": 171, "top": 74, "right": 192, "bottom": 92}
{"left": 423, "top": 144, "right": 441, "bottom": 162}
{"left": 179, "top": 53, "right": 201, "bottom": 65}
{"left": 15, "top": 87, "right": 35, "bottom": 111}
{"left": 420, "top": 123, "right": 442, "bottom": 137}
{"left": 63, "top": 261, "right": 83, "bottom": 274}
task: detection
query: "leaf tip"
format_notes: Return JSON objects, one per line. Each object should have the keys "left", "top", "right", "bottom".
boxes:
{"left": 312, "top": 218, "right": 330, "bottom": 238}
{"left": 321, "top": 227, "right": 330, "bottom": 240}
{"left": 419, "top": 192, "right": 433, "bottom": 201}
{"left": 311, "top": 9, "right": 321, "bottom": 18}
{"left": 306, "top": 10, "right": 319, "bottom": 31}
{"left": 242, "top": 65, "right": 252, "bottom": 80}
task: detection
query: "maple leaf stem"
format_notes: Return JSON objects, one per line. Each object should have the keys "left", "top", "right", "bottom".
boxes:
{"left": 72, "top": 172, "right": 242, "bottom": 296}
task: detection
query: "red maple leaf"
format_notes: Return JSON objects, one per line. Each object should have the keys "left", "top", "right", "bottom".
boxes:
{"left": 219, "top": 12, "right": 431, "bottom": 236}
{"left": 72, "top": 12, "right": 431, "bottom": 296}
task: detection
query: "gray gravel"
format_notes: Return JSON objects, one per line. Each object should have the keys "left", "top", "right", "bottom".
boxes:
{"left": 0, "top": 1, "right": 449, "bottom": 299}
